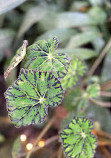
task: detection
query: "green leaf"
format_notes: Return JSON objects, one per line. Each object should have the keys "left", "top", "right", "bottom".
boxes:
{"left": 0, "top": 29, "right": 15, "bottom": 62}
{"left": 12, "top": 137, "right": 21, "bottom": 158}
{"left": 57, "top": 12, "right": 94, "bottom": 29}
{"left": 5, "top": 69, "right": 63, "bottom": 127}
{"left": 36, "top": 28, "right": 77, "bottom": 43}
{"left": 22, "top": 37, "right": 70, "bottom": 79}
{"left": 66, "top": 30, "right": 99, "bottom": 49}
{"left": 62, "top": 84, "right": 100, "bottom": 112}
{"left": 88, "top": 6, "right": 107, "bottom": 24}
{"left": 17, "top": 6, "right": 47, "bottom": 38}
{"left": 57, "top": 12, "right": 93, "bottom": 29}
{"left": 86, "top": 83, "right": 100, "bottom": 98}
{"left": 101, "top": 48, "right": 111, "bottom": 82}
{"left": 60, "top": 117, "right": 97, "bottom": 158}
{"left": 39, "top": 11, "right": 106, "bottom": 31}
{"left": 0, "top": 0, "right": 26, "bottom": 15}
{"left": 61, "top": 58, "right": 86, "bottom": 90}
{"left": 92, "top": 37, "right": 105, "bottom": 53}
{"left": 56, "top": 48, "right": 97, "bottom": 60}
{"left": 63, "top": 88, "right": 88, "bottom": 111}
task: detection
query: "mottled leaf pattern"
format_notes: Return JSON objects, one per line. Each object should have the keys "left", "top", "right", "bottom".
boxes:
{"left": 60, "top": 117, "right": 97, "bottom": 158}
{"left": 22, "top": 37, "right": 70, "bottom": 79}
{"left": 61, "top": 58, "right": 86, "bottom": 90}
{"left": 5, "top": 69, "right": 63, "bottom": 127}
{"left": 86, "top": 83, "right": 100, "bottom": 98}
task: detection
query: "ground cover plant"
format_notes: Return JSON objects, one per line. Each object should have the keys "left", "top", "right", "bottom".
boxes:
{"left": 0, "top": 0, "right": 111, "bottom": 158}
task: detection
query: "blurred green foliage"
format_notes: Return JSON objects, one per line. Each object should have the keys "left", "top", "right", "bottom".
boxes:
{"left": 0, "top": 0, "right": 111, "bottom": 158}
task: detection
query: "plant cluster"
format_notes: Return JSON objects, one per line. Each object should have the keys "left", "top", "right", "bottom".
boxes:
{"left": 0, "top": 0, "right": 111, "bottom": 158}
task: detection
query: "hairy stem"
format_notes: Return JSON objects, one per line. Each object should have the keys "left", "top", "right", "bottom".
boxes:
{"left": 100, "top": 91, "right": 111, "bottom": 97}
{"left": 90, "top": 98, "right": 111, "bottom": 107}
{"left": 57, "top": 145, "right": 62, "bottom": 158}
{"left": 101, "top": 80, "right": 111, "bottom": 91}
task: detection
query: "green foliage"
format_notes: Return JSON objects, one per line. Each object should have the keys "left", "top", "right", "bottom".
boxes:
{"left": 61, "top": 58, "right": 86, "bottom": 90}
{"left": 23, "top": 37, "right": 70, "bottom": 79}
{"left": 60, "top": 117, "right": 97, "bottom": 158}
{"left": 88, "top": 6, "right": 107, "bottom": 24}
{"left": 63, "top": 88, "right": 88, "bottom": 111}
{"left": 5, "top": 69, "right": 63, "bottom": 127}
{"left": 36, "top": 28, "right": 77, "bottom": 44}
{"left": 101, "top": 48, "right": 111, "bottom": 82}
{"left": 86, "top": 83, "right": 100, "bottom": 98}
{"left": 66, "top": 30, "right": 99, "bottom": 49}
{"left": 87, "top": 104, "right": 111, "bottom": 133}
{"left": 0, "top": 0, "right": 26, "bottom": 15}
{"left": 63, "top": 83, "right": 100, "bottom": 111}
{"left": 56, "top": 48, "right": 97, "bottom": 60}
{"left": 2, "top": 0, "right": 111, "bottom": 158}
{"left": 17, "top": 6, "right": 47, "bottom": 38}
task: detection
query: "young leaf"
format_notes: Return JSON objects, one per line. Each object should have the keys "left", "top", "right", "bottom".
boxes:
{"left": 60, "top": 117, "right": 97, "bottom": 158}
{"left": 86, "top": 83, "right": 100, "bottom": 98}
{"left": 5, "top": 69, "right": 63, "bottom": 127}
{"left": 63, "top": 88, "right": 89, "bottom": 111}
{"left": 4, "top": 40, "right": 28, "bottom": 79}
{"left": 61, "top": 58, "right": 86, "bottom": 90}
{"left": 22, "top": 37, "right": 70, "bottom": 79}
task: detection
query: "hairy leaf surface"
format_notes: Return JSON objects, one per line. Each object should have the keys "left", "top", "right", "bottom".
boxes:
{"left": 61, "top": 58, "right": 86, "bottom": 90}
{"left": 5, "top": 69, "right": 63, "bottom": 127}
{"left": 86, "top": 83, "right": 100, "bottom": 98}
{"left": 60, "top": 117, "right": 97, "bottom": 158}
{"left": 22, "top": 37, "right": 70, "bottom": 79}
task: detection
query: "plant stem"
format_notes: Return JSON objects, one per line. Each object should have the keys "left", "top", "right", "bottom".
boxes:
{"left": 26, "top": 116, "right": 56, "bottom": 158}
{"left": 90, "top": 98, "right": 111, "bottom": 107}
{"left": 96, "top": 130, "right": 111, "bottom": 139}
{"left": 100, "top": 91, "right": 111, "bottom": 97}
{"left": 88, "top": 38, "right": 111, "bottom": 77}
{"left": 57, "top": 146, "right": 62, "bottom": 158}
{"left": 101, "top": 80, "right": 111, "bottom": 91}
{"left": 98, "top": 141, "right": 111, "bottom": 146}
{"left": 102, "top": 147, "right": 111, "bottom": 158}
